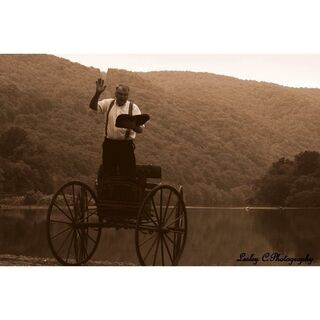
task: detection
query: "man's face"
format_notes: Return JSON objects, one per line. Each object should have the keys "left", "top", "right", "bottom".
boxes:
{"left": 115, "top": 87, "right": 129, "bottom": 106}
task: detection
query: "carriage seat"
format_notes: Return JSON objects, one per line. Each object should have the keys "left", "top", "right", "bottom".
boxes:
{"left": 96, "top": 164, "right": 161, "bottom": 203}
{"left": 96, "top": 165, "right": 161, "bottom": 217}
{"left": 135, "top": 165, "right": 161, "bottom": 179}
{"left": 96, "top": 164, "right": 161, "bottom": 183}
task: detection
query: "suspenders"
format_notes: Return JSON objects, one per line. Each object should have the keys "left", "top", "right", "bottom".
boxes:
{"left": 105, "top": 99, "right": 115, "bottom": 137}
{"left": 125, "top": 102, "right": 133, "bottom": 140}
{"left": 105, "top": 99, "right": 133, "bottom": 140}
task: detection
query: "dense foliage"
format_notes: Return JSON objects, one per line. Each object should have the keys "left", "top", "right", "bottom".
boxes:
{"left": 251, "top": 151, "right": 320, "bottom": 206}
{"left": 0, "top": 127, "right": 53, "bottom": 194}
{"left": 1, "top": 55, "right": 320, "bottom": 204}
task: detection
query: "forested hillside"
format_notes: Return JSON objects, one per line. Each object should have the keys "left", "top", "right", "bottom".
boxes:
{"left": 1, "top": 54, "right": 320, "bottom": 205}
{"left": 251, "top": 151, "right": 320, "bottom": 206}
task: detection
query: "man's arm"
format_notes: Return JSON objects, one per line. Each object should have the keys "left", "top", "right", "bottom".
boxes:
{"left": 89, "top": 78, "right": 106, "bottom": 110}
{"left": 89, "top": 91, "right": 101, "bottom": 111}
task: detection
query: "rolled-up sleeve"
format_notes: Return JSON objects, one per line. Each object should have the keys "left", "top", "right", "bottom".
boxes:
{"left": 133, "top": 104, "right": 141, "bottom": 116}
{"left": 97, "top": 99, "right": 112, "bottom": 113}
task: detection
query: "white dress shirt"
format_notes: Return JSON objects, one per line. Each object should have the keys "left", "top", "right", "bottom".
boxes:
{"left": 97, "top": 98, "right": 141, "bottom": 140}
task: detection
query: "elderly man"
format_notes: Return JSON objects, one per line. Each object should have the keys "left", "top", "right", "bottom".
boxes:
{"left": 89, "top": 78, "right": 143, "bottom": 177}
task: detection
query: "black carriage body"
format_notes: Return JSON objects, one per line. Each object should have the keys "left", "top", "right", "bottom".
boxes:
{"left": 96, "top": 164, "right": 161, "bottom": 220}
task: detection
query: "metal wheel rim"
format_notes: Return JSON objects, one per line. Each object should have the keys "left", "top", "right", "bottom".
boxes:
{"left": 47, "top": 181, "right": 101, "bottom": 266}
{"left": 135, "top": 185, "right": 187, "bottom": 266}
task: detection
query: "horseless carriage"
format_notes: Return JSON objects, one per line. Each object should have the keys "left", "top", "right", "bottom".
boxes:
{"left": 46, "top": 164, "right": 188, "bottom": 266}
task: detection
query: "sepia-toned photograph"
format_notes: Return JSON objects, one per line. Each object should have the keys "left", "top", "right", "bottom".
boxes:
{"left": 3, "top": 1, "right": 320, "bottom": 319}
{"left": 1, "top": 54, "right": 320, "bottom": 266}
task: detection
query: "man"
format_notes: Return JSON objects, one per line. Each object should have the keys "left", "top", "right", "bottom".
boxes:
{"left": 89, "top": 78, "right": 143, "bottom": 177}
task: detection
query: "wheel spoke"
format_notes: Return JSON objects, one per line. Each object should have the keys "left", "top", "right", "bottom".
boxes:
{"left": 72, "top": 184, "right": 76, "bottom": 206}
{"left": 61, "top": 190, "right": 74, "bottom": 220}
{"left": 160, "top": 188, "right": 163, "bottom": 223}
{"left": 138, "top": 220, "right": 157, "bottom": 228}
{"left": 86, "top": 231, "right": 99, "bottom": 246}
{"left": 53, "top": 202, "right": 73, "bottom": 222}
{"left": 161, "top": 235, "right": 164, "bottom": 266}
{"left": 142, "top": 206, "right": 158, "bottom": 226}
{"left": 163, "top": 190, "right": 172, "bottom": 223}
{"left": 66, "top": 231, "right": 75, "bottom": 263}
{"left": 166, "top": 214, "right": 184, "bottom": 228}
{"left": 56, "top": 229, "right": 73, "bottom": 255}
{"left": 72, "top": 184, "right": 77, "bottom": 219}
{"left": 50, "top": 219, "right": 71, "bottom": 225}
{"left": 76, "top": 210, "right": 98, "bottom": 223}
{"left": 143, "top": 234, "right": 159, "bottom": 262}
{"left": 173, "top": 232, "right": 181, "bottom": 261}
{"left": 51, "top": 226, "right": 72, "bottom": 240}
{"left": 152, "top": 236, "right": 161, "bottom": 266}
{"left": 163, "top": 232, "right": 175, "bottom": 246}
{"left": 151, "top": 198, "right": 160, "bottom": 223}
{"left": 76, "top": 229, "right": 89, "bottom": 261}
{"left": 162, "top": 234, "right": 173, "bottom": 264}
{"left": 138, "top": 233, "right": 156, "bottom": 247}
{"left": 80, "top": 186, "right": 88, "bottom": 219}
{"left": 167, "top": 227, "right": 185, "bottom": 234}
{"left": 164, "top": 202, "right": 178, "bottom": 225}
{"left": 74, "top": 232, "right": 79, "bottom": 263}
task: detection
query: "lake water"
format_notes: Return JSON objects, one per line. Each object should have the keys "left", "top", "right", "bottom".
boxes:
{"left": 1, "top": 207, "right": 320, "bottom": 265}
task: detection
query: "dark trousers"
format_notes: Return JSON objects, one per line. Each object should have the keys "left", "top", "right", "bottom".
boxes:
{"left": 102, "top": 138, "right": 136, "bottom": 177}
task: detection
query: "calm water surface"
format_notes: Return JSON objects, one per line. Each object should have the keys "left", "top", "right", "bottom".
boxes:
{"left": 1, "top": 207, "right": 320, "bottom": 265}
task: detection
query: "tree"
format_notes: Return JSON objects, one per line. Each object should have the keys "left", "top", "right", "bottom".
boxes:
{"left": 253, "top": 174, "right": 293, "bottom": 205}
{"left": 251, "top": 150, "right": 320, "bottom": 206}
{"left": 0, "top": 127, "right": 54, "bottom": 194}
{"left": 294, "top": 151, "right": 320, "bottom": 175}
{"left": 0, "top": 127, "right": 28, "bottom": 158}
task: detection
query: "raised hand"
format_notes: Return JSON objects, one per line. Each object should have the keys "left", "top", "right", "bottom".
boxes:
{"left": 96, "top": 78, "right": 106, "bottom": 94}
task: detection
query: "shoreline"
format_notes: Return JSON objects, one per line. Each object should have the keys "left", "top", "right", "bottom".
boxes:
{"left": 2, "top": 205, "right": 320, "bottom": 211}
{"left": 0, "top": 254, "right": 136, "bottom": 266}
{"left": 0, "top": 205, "right": 49, "bottom": 210}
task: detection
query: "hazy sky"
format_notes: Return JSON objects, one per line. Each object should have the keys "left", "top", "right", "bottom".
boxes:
{"left": 58, "top": 54, "right": 320, "bottom": 89}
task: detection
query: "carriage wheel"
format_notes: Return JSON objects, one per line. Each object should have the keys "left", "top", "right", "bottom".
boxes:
{"left": 47, "top": 181, "right": 101, "bottom": 265}
{"left": 135, "top": 185, "right": 187, "bottom": 266}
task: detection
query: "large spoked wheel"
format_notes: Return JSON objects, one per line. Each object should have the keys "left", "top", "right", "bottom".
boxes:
{"left": 135, "top": 185, "right": 187, "bottom": 266}
{"left": 47, "top": 181, "right": 101, "bottom": 265}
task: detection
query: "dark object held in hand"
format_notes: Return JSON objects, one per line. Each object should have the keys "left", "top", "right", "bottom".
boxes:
{"left": 116, "top": 114, "right": 150, "bottom": 132}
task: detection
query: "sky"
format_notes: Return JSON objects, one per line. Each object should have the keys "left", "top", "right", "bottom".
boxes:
{"left": 58, "top": 54, "right": 320, "bottom": 89}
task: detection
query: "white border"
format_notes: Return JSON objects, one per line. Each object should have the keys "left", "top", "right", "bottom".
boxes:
{"left": 0, "top": 267, "right": 318, "bottom": 320}
{"left": 1, "top": 1, "right": 319, "bottom": 319}
{"left": 1, "top": 0, "right": 320, "bottom": 53}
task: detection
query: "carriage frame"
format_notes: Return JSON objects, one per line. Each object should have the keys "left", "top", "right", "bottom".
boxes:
{"left": 46, "top": 164, "right": 188, "bottom": 266}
